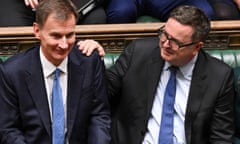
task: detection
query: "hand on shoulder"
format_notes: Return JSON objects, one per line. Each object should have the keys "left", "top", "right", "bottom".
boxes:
{"left": 77, "top": 39, "right": 105, "bottom": 57}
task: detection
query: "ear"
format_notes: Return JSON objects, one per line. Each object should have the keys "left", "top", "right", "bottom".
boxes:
{"left": 33, "top": 22, "right": 40, "bottom": 40}
{"left": 193, "top": 42, "right": 203, "bottom": 55}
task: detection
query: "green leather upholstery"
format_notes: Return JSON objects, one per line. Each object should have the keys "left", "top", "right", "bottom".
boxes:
{"left": 103, "top": 53, "right": 120, "bottom": 69}
{"left": 207, "top": 50, "right": 240, "bottom": 67}
{"left": 136, "top": 15, "right": 161, "bottom": 23}
{"left": 0, "top": 55, "right": 11, "bottom": 62}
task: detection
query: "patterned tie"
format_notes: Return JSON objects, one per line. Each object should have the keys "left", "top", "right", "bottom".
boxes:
{"left": 158, "top": 66, "right": 177, "bottom": 144}
{"left": 52, "top": 68, "right": 65, "bottom": 144}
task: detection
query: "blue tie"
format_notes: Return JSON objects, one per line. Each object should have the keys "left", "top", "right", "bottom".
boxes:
{"left": 158, "top": 66, "right": 177, "bottom": 144}
{"left": 52, "top": 68, "right": 65, "bottom": 144}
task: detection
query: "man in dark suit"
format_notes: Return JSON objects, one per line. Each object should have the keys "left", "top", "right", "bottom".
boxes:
{"left": 107, "top": 5, "right": 234, "bottom": 144}
{"left": 79, "top": 5, "right": 235, "bottom": 144}
{"left": 0, "top": 0, "right": 110, "bottom": 143}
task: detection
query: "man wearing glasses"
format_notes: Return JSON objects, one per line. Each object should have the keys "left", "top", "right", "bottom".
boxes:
{"left": 80, "top": 5, "right": 235, "bottom": 144}
{"left": 158, "top": 25, "right": 199, "bottom": 50}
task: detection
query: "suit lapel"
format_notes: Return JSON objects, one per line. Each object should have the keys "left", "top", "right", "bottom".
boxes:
{"left": 66, "top": 51, "right": 84, "bottom": 137}
{"left": 185, "top": 51, "right": 208, "bottom": 143}
{"left": 146, "top": 47, "right": 164, "bottom": 120}
{"left": 25, "top": 47, "right": 51, "bottom": 136}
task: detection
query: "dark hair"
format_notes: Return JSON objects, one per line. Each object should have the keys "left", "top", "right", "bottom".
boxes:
{"left": 35, "top": 0, "right": 78, "bottom": 28}
{"left": 169, "top": 5, "right": 211, "bottom": 42}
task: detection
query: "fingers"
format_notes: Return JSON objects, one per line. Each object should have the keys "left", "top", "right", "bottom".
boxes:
{"left": 77, "top": 39, "right": 105, "bottom": 57}
{"left": 24, "top": 0, "right": 29, "bottom": 6}
{"left": 24, "top": 0, "right": 39, "bottom": 9}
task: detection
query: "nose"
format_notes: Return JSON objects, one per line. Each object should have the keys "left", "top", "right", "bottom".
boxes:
{"left": 162, "top": 39, "right": 171, "bottom": 48}
{"left": 58, "top": 37, "right": 68, "bottom": 49}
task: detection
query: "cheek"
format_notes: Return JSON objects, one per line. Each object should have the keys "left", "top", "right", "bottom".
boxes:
{"left": 68, "top": 38, "right": 76, "bottom": 45}
{"left": 181, "top": 49, "right": 195, "bottom": 57}
{"left": 40, "top": 34, "right": 56, "bottom": 45}
{"left": 68, "top": 36, "right": 76, "bottom": 44}
{"left": 42, "top": 41, "right": 57, "bottom": 51}
{"left": 176, "top": 51, "right": 188, "bottom": 59}
{"left": 161, "top": 47, "right": 176, "bottom": 58}
{"left": 175, "top": 50, "right": 195, "bottom": 63}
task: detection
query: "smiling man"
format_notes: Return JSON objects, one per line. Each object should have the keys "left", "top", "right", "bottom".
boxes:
{"left": 0, "top": 0, "right": 110, "bottom": 144}
{"left": 79, "top": 5, "right": 235, "bottom": 144}
{"left": 106, "top": 5, "right": 235, "bottom": 144}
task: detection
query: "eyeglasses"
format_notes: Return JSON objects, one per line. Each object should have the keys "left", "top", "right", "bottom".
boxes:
{"left": 158, "top": 26, "right": 198, "bottom": 49}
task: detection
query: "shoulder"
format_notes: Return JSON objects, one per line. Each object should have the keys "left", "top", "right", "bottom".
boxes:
{"left": 125, "top": 37, "right": 159, "bottom": 57}
{"left": 69, "top": 45, "right": 102, "bottom": 66}
{"left": 198, "top": 50, "right": 233, "bottom": 75}
{"left": 131, "top": 37, "right": 159, "bottom": 50}
{"left": 70, "top": 45, "right": 100, "bottom": 60}
{"left": 2, "top": 45, "right": 39, "bottom": 71}
{"left": 201, "top": 50, "right": 231, "bottom": 68}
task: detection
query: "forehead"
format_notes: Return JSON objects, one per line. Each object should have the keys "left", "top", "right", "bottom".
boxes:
{"left": 41, "top": 13, "right": 76, "bottom": 31}
{"left": 165, "top": 18, "right": 194, "bottom": 42}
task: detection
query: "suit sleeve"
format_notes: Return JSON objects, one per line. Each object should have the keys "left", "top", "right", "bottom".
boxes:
{"left": 105, "top": 40, "right": 135, "bottom": 107}
{"left": 211, "top": 67, "right": 235, "bottom": 144}
{"left": 88, "top": 55, "right": 111, "bottom": 144}
{"left": 234, "top": 67, "right": 240, "bottom": 143}
{"left": 0, "top": 65, "right": 26, "bottom": 144}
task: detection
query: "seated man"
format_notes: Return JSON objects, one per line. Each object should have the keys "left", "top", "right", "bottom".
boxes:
{"left": 0, "top": 0, "right": 110, "bottom": 143}
{"left": 80, "top": 5, "right": 235, "bottom": 144}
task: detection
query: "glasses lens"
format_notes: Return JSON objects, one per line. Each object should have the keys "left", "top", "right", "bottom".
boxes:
{"left": 159, "top": 31, "right": 178, "bottom": 49}
{"left": 159, "top": 31, "right": 167, "bottom": 42}
{"left": 169, "top": 39, "right": 178, "bottom": 48}
{"left": 158, "top": 27, "right": 196, "bottom": 49}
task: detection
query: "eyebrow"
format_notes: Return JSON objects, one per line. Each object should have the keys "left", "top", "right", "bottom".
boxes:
{"left": 165, "top": 30, "right": 184, "bottom": 45}
{"left": 159, "top": 25, "right": 184, "bottom": 44}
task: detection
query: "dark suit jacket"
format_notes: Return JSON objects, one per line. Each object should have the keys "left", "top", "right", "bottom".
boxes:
{"left": 106, "top": 37, "right": 235, "bottom": 144}
{"left": 0, "top": 45, "right": 111, "bottom": 144}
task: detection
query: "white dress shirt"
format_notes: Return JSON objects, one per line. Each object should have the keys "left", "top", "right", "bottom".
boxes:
{"left": 142, "top": 54, "right": 198, "bottom": 144}
{"left": 39, "top": 48, "right": 68, "bottom": 138}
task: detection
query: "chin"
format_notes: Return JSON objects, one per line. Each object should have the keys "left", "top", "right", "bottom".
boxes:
{"left": 161, "top": 51, "right": 170, "bottom": 60}
{"left": 162, "top": 54, "right": 176, "bottom": 65}
{"left": 53, "top": 54, "right": 66, "bottom": 61}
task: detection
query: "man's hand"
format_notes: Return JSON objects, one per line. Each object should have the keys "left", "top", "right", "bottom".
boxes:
{"left": 234, "top": 0, "right": 240, "bottom": 9}
{"left": 77, "top": 39, "right": 105, "bottom": 57}
{"left": 24, "top": 0, "right": 39, "bottom": 9}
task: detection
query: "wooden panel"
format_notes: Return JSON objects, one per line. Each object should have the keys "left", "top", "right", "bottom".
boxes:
{"left": 0, "top": 20, "right": 240, "bottom": 55}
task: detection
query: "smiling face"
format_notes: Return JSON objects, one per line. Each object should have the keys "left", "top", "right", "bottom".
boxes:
{"left": 160, "top": 18, "right": 203, "bottom": 66}
{"left": 33, "top": 13, "right": 76, "bottom": 66}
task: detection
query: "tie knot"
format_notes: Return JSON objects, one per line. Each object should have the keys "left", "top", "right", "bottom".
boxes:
{"left": 54, "top": 68, "right": 61, "bottom": 79}
{"left": 169, "top": 66, "right": 178, "bottom": 74}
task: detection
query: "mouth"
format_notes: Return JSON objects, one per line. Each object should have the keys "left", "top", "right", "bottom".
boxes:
{"left": 55, "top": 50, "right": 66, "bottom": 55}
{"left": 55, "top": 47, "right": 69, "bottom": 53}
{"left": 162, "top": 47, "right": 175, "bottom": 56}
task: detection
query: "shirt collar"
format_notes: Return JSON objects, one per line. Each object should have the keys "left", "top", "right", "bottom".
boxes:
{"left": 40, "top": 48, "right": 68, "bottom": 78}
{"left": 180, "top": 53, "right": 198, "bottom": 80}
{"left": 164, "top": 53, "right": 198, "bottom": 80}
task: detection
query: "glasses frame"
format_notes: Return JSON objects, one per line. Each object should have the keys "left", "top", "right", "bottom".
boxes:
{"left": 157, "top": 25, "right": 198, "bottom": 49}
